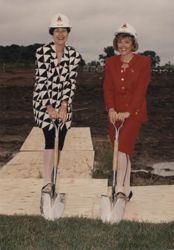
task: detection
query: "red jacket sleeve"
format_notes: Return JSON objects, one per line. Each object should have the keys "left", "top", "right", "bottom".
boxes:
{"left": 103, "top": 59, "right": 115, "bottom": 110}
{"left": 127, "top": 57, "right": 151, "bottom": 115}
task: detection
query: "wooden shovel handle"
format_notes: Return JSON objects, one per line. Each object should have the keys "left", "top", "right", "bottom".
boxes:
{"left": 112, "top": 121, "right": 124, "bottom": 171}
{"left": 112, "top": 139, "right": 118, "bottom": 171}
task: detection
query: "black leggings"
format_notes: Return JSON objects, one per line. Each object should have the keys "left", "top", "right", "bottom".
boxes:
{"left": 42, "top": 124, "right": 67, "bottom": 150}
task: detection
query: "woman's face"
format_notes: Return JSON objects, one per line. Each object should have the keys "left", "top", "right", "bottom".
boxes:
{"left": 53, "top": 28, "right": 69, "bottom": 46}
{"left": 117, "top": 37, "right": 133, "bottom": 56}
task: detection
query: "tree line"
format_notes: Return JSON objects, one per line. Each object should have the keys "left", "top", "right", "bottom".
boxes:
{"left": 0, "top": 44, "right": 42, "bottom": 65}
{"left": 0, "top": 44, "right": 86, "bottom": 66}
{"left": 0, "top": 44, "right": 171, "bottom": 69}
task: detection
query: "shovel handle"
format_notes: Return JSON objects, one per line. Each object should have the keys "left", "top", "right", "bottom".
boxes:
{"left": 52, "top": 120, "right": 63, "bottom": 186}
{"left": 112, "top": 121, "right": 124, "bottom": 171}
{"left": 52, "top": 120, "right": 60, "bottom": 168}
{"left": 112, "top": 139, "right": 118, "bottom": 171}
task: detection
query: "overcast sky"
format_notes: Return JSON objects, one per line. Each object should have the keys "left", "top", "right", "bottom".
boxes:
{"left": 0, "top": 0, "right": 173, "bottom": 65}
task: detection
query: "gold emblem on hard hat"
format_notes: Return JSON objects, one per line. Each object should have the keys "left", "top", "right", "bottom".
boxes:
{"left": 122, "top": 24, "right": 127, "bottom": 29}
{"left": 57, "top": 16, "right": 62, "bottom": 22}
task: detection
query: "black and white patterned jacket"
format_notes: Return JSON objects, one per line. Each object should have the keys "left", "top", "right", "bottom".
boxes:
{"left": 33, "top": 42, "right": 81, "bottom": 130}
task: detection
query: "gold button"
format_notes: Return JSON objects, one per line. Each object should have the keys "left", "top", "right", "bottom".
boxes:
{"left": 121, "top": 78, "right": 124, "bottom": 81}
{"left": 121, "top": 86, "right": 125, "bottom": 90}
{"left": 121, "top": 70, "right": 124, "bottom": 73}
{"left": 135, "top": 109, "right": 139, "bottom": 115}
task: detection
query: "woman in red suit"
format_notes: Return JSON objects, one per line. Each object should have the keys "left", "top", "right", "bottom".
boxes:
{"left": 104, "top": 23, "right": 151, "bottom": 200}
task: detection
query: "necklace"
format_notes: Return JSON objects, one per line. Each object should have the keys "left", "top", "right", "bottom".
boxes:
{"left": 121, "top": 54, "right": 134, "bottom": 64}
{"left": 121, "top": 54, "right": 134, "bottom": 70}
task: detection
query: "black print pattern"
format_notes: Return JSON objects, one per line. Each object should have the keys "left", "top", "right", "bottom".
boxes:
{"left": 33, "top": 42, "right": 81, "bottom": 130}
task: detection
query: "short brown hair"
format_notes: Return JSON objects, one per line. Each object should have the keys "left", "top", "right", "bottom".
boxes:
{"left": 113, "top": 33, "right": 138, "bottom": 52}
{"left": 49, "top": 27, "right": 71, "bottom": 35}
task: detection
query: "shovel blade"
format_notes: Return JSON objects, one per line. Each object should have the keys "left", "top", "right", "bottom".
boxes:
{"left": 110, "top": 198, "right": 126, "bottom": 224}
{"left": 52, "top": 193, "right": 65, "bottom": 219}
{"left": 41, "top": 193, "right": 54, "bottom": 220}
{"left": 41, "top": 193, "right": 65, "bottom": 221}
{"left": 100, "top": 195, "right": 111, "bottom": 223}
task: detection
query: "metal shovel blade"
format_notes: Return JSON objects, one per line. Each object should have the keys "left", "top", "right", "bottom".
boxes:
{"left": 100, "top": 195, "right": 111, "bottom": 223}
{"left": 52, "top": 193, "right": 65, "bottom": 219}
{"left": 41, "top": 193, "right": 53, "bottom": 220}
{"left": 110, "top": 198, "right": 126, "bottom": 224}
{"left": 41, "top": 192, "right": 65, "bottom": 221}
{"left": 101, "top": 193, "right": 126, "bottom": 224}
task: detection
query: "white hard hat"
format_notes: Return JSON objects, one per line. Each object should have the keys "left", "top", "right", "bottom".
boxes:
{"left": 115, "top": 23, "right": 137, "bottom": 39}
{"left": 49, "top": 13, "right": 71, "bottom": 28}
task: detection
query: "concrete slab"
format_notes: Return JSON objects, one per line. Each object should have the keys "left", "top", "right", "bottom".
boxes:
{"left": 20, "top": 127, "right": 94, "bottom": 151}
{"left": 0, "top": 150, "right": 94, "bottom": 178}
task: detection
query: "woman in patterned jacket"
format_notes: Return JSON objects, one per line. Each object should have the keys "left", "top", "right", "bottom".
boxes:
{"left": 33, "top": 13, "right": 81, "bottom": 193}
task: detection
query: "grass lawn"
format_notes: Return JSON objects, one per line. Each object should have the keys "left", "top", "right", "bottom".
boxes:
{"left": 0, "top": 215, "right": 173, "bottom": 250}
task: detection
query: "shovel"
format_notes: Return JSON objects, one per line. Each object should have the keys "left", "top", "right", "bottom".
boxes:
{"left": 40, "top": 121, "right": 65, "bottom": 220}
{"left": 100, "top": 121, "right": 124, "bottom": 223}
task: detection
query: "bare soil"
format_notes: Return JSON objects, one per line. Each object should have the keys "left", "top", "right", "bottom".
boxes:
{"left": 0, "top": 67, "right": 174, "bottom": 185}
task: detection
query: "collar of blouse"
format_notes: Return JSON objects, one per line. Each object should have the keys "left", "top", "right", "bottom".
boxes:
{"left": 49, "top": 41, "right": 70, "bottom": 66}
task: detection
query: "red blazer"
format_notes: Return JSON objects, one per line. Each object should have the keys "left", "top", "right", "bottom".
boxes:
{"left": 103, "top": 54, "right": 151, "bottom": 122}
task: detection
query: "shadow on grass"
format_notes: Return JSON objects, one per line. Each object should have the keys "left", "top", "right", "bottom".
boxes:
{"left": 0, "top": 215, "right": 173, "bottom": 250}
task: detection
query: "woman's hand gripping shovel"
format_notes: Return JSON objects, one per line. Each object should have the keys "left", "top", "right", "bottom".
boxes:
{"left": 40, "top": 120, "right": 65, "bottom": 220}
{"left": 100, "top": 121, "right": 124, "bottom": 223}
